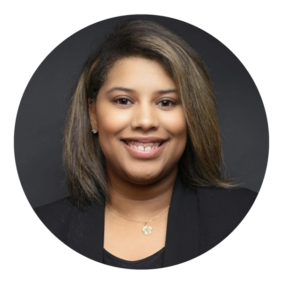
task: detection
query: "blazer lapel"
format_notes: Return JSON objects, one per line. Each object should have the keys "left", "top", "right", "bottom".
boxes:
{"left": 66, "top": 174, "right": 200, "bottom": 266}
{"left": 163, "top": 174, "right": 200, "bottom": 267}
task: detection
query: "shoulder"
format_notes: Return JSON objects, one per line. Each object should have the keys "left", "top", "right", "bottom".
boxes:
{"left": 196, "top": 186, "right": 257, "bottom": 214}
{"left": 34, "top": 197, "right": 75, "bottom": 243}
{"left": 193, "top": 186, "right": 258, "bottom": 252}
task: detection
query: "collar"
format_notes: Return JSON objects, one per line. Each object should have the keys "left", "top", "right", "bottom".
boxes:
{"left": 67, "top": 174, "right": 200, "bottom": 266}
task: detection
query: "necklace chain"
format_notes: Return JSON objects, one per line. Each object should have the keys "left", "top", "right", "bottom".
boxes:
{"left": 105, "top": 203, "right": 170, "bottom": 224}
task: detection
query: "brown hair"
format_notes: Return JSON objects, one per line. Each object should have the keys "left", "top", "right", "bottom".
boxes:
{"left": 63, "top": 19, "right": 236, "bottom": 209}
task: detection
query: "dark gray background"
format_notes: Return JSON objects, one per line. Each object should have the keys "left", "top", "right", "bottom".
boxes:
{"left": 14, "top": 15, "right": 269, "bottom": 208}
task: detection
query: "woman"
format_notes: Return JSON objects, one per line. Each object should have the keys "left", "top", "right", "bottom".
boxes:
{"left": 35, "top": 19, "right": 257, "bottom": 269}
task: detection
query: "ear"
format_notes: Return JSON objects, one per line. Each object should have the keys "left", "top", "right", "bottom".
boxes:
{"left": 88, "top": 98, "right": 98, "bottom": 131}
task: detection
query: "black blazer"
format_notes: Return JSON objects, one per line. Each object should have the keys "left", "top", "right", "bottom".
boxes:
{"left": 34, "top": 175, "right": 257, "bottom": 267}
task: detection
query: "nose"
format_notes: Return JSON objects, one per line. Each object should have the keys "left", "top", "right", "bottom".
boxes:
{"left": 130, "top": 101, "right": 159, "bottom": 131}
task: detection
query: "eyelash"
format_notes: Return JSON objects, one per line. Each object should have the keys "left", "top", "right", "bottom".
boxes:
{"left": 113, "top": 98, "right": 177, "bottom": 107}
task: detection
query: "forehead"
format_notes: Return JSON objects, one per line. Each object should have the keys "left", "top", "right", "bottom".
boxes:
{"left": 103, "top": 56, "right": 176, "bottom": 89}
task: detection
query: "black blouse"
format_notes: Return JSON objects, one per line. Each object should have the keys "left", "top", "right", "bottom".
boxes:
{"left": 103, "top": 248, "right": 165, "bottom": 269}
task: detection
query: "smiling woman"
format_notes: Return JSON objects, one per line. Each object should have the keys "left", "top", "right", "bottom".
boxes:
{"left": 34, "top": 19, "right": 258, "bottom": 269}
{"left": 88, "top": 57, "right": 187, "bottom": 185}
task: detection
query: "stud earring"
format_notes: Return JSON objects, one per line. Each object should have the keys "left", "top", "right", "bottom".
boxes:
{"left": 92, "top": 129, "right": 98, "bottom": 134}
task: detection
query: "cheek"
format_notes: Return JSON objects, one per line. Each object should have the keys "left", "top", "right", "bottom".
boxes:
{"left": 99, "top": 113, "right": 126, "bottom": 133}
{"left": 98, "top": 101, "right": 129, "bottom": 130}
{"left": 161, "top": 110, "right": 187, "bottom": 140}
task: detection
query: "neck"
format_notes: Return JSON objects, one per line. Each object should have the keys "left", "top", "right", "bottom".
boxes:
{"left": 105, "top": 167, "right": 178, "bottom": 221}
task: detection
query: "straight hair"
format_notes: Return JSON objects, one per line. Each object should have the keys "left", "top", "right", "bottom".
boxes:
{"left": 63, "top": 19, "right": 236, "bottom": 209}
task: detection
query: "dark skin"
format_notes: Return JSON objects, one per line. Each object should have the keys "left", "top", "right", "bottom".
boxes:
{"left": 89, "top": 57, "right": 187, "bottom": 260}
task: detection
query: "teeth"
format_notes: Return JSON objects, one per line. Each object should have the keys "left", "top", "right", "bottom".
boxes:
{"left": 127, "top": 141, "right": 162, "bottom": 151}
{"left": 135, "top": 144, "right": 158, "bottom": 151}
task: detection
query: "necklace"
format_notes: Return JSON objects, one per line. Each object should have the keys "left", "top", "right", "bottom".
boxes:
{"left": 105, "top": 203, "right": 170, "bottom": 236}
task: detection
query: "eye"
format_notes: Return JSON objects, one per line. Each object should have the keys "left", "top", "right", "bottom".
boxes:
{"left": 114, "top": 98, "right": 176, "bottom": 107}
{"left": 157, "top": 100, "right": 176, "bottom": 107}
{"left": 114, "top": 98, "right": 130, "bottom": 105}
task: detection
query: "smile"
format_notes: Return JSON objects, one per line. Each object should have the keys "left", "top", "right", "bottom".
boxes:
{"left": 121, "top": 139, "right": 167, "bottom": 159}
{"left": 124, "top": 141, "right": 162, "bottom": 151}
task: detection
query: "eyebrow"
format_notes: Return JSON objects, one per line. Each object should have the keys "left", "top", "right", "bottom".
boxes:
{"left": 106, "top": 87, "right": 178, "bottom": 95}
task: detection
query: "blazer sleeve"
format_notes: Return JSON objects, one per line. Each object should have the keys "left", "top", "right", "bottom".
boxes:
{"left": 33, "top": 197, "right": 74, "bottom": 243}
{"left": 196, "top": 187, "right": 258, "bottom": 254}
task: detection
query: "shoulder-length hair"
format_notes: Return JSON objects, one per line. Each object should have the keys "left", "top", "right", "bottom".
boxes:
{"left": 63, "top": 19, "right": 236, "bottom": 209}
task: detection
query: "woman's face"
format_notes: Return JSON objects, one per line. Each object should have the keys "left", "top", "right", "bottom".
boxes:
{"left": 89, "top": 57, "right": 187, "bottom": 184}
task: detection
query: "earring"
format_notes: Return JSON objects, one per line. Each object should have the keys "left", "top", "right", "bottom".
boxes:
{"left": 92, "top": 129, "right": 98, "bottom": 134}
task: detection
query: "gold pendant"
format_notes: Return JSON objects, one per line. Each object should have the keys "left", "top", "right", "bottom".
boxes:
{"left": 142, "top": 223, "right": 153, "bottom": 236}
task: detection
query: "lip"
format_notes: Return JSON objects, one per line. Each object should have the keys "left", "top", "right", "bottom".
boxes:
{"left": 122, "top": 140, "right": 168, "bottom": 159}
{"left": 122, "top": 136, "right": 167, "bottom": 143}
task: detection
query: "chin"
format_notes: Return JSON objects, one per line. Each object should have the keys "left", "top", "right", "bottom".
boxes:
{"left": 124, "top": 168, "right": 162, "bottom": 185}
